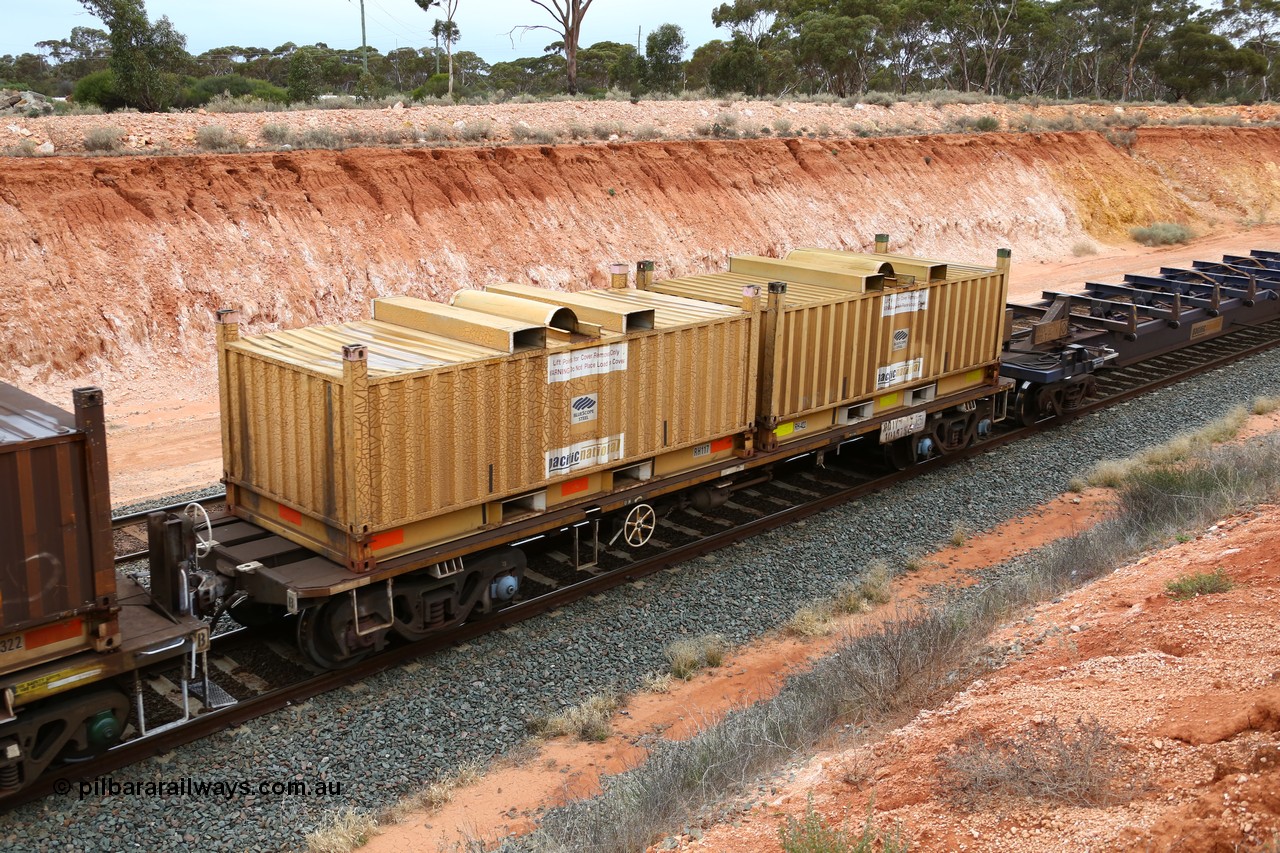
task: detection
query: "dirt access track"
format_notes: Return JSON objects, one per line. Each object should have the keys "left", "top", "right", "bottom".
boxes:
{"left": 0, "top": 108, "right": 1279, "bottom": 501}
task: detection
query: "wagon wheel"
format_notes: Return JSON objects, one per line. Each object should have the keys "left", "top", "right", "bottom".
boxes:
{"left": 621, "top": 503, "right": 657, "bottom": 548}
{"left": 297, "top": 598, "right": 371, "bottom": 670}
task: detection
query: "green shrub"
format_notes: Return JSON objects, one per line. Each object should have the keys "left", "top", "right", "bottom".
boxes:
{"left": 858, "top": 91, "right": 896, "bottom": 108}
{"left": 591, "top": 121, "right": 623, "bottom": 140}
{"left": 260, "top": 123, "right": 292, "bottom": 145}
{"left": 972, "top": 115, "right": 1000, "bottom": 132}
{"left": 296, "top": 127, "right": 343, "bottom": 149}
{"left": 73, "top": 70, "right": 126, "bottom": 111}
{"left": 1165, "top": 568, "right": 1234, "bottom": 600}
{"left": 458, "top": 119, "right": 493, "bottom": 141}
{"left": 83, "top": 126, "right": 123, "bottom": 152}
{"left": 195, "top": 124, "right": 239, "bottom": 151}
{"left": 1130, "top": 222, "right": 1193, "bottom": 246}
{"left": 779, "top": 800, "right": 909, "bottom": 853}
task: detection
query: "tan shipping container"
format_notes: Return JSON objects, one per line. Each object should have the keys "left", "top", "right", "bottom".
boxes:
{"left": 647, "top": 248, "right": 1008, "bottom": 446}
{"left": 217, "top": 285, "right": 758, "bottom": 571}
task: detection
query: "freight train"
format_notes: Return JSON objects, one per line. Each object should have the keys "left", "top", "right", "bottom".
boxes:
{"left": 3, "top": 240, "right": 1279, "bottom": 798}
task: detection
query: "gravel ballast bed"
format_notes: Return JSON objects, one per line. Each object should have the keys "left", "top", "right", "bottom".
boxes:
{"left": 11, "top": 354, "right": 1280, "bottom": 852}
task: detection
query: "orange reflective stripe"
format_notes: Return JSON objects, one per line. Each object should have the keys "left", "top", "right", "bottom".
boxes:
{"left": 26, "top": 618, "right": 83, "bottom": 649}
{"left": 369, "top": 529, "right": 405, "bottom": 551}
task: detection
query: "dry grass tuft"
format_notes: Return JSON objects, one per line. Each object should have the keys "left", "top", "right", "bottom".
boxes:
{"left": 941, "top": 716, "right": 1127, "bottom": 807}
{"left": 533, "top": 693, "right": 620, "bottom": 742}
{"left": 666, "top": 634, "right": 730, "bottom": 679}
{"left": 306, "top": 808, "right": 378, "bottom": 853}
{"left": 1253, "top": 396, "right": 1280, "bottom": 415}
{"left": 378, "top": 760, "right": 486, "bottom": 824}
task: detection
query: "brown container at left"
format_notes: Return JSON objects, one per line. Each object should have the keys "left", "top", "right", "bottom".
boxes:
{"left": 0, "top": 384, "right": 120, "bottom": 677}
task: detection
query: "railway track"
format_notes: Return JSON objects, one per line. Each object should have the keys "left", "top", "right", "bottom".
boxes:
{"left": 11, "top": 315, "right": 1280, "bottom": 811}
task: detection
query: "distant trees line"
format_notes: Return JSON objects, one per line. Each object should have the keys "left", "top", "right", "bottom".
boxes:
{"left": 3, "top": 0, "right": 1279, "bottom": 111}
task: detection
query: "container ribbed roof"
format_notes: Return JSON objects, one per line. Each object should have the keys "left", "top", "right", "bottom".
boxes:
{"left": 0, "top": 383, "right": 76, "bottom": 445}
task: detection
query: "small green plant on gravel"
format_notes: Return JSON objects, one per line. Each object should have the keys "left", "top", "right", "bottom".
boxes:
{"left": 83, "top": 125, "right": 123, "bottom": 152}
{"left": 940, "top": 716, "right": 1126, "bottom": 807}
{"left": 1067, "top": 476, "right": 1089, "bottom": 493}
{"left": 949, "top": 521, "right": 969, "bottom": 547}
{"left": 666, "top": 633, "right": 729, "bottom": 679}
{"left": 633, "top": 123, "right": 661, "bottom": 141}
{"left": 971, "top": 115, "right": 1000, "bottom": 132}
{"left": 1131, "top": 221, "right": 1193, "bottom": 246}
{"left": 565, "top": 121, "right": 588, "bottom": 140}
{"left": 779, "top": 799, "right": 909, "bottom": 853}
{"left": 1166, "top": 568, "right": 1234, "bottom": 600}
{"left": 773, "top": 117, "right": 793, "bottom": 136}
{"left": 305, "top": 808, "right": 377, "bottom": 853}
{"left": 195, "top": 124, "right": 240, "bottom": 151}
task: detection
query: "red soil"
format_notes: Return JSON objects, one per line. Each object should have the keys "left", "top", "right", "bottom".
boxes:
{"left": 3, "top": 125, "right": 1279, "bottom": 502}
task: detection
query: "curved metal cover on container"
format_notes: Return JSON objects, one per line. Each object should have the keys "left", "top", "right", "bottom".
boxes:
{"left": 0, "top": 383, "right": 77, "bottom": 445}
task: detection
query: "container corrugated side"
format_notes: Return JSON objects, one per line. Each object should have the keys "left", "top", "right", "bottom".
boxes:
{"left": 765, "top": 272, "right": 1006, "bottom": 422}
{"left": 0, "top": 385, "right": 118, "bottom": 675}
{"left": 649, "top": 259, "right": 1007, "bottom": 425}
{"left": 219, "top": 304, "right": 756, "bottom": 568}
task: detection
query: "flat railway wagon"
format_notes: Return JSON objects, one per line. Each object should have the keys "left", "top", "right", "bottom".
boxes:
{"left": 0, "top": 386, "right": 208, "bottom": 795}
{"left": 1003, "top": 248, "right": 1280, "bottom": 422}
{"left": 11, "top": 239, "right": 1269, "bottom": 800}
{"left": 194, "top": 240, "right": 1014, "bottom": 670}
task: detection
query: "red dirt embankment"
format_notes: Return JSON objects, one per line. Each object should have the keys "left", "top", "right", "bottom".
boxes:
{"left": 2, "top": 126, "right": 1278, "bottom": 386}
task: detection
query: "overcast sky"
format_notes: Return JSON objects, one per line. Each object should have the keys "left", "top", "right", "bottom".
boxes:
{"left": 1, "top": 1, "right": 727, "bottom": 62}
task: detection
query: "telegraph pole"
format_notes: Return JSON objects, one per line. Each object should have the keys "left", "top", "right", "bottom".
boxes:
{"left": 351, "top": 0, "right": 369, "bottom": 73}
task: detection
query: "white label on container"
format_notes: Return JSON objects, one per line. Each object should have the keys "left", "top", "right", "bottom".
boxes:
{"left": 876, "top": 357, "right": 924, "bottom": 389}
{"left": 880, "top": 411, "right": 927, "bottom": 444}
{"left": 546, "top": 434, "right": 625, "bottom": 476}
{"left": 571, "top": 393, "right": 598, "bottom": 424}
{"left": 882, "top": 291, "right": 929, "bottom": 317}
{"left": 547, "top": 342, "right": 629, "bottom": 383}
{"left": 892, "top": 328, "right": 909, "bottom": 351}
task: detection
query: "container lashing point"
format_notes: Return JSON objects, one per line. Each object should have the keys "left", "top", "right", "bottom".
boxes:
{"left": 609, "top": 263, "right": 630, "bottom": 289}
{"left": 874, "top": 233, "right": 890, "bottom": 253}
{"left": 635, "top": 260, "right": 655, "bottom": 290}
{"left": 343, "top": 344, "right": 368, "bottom": 362}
